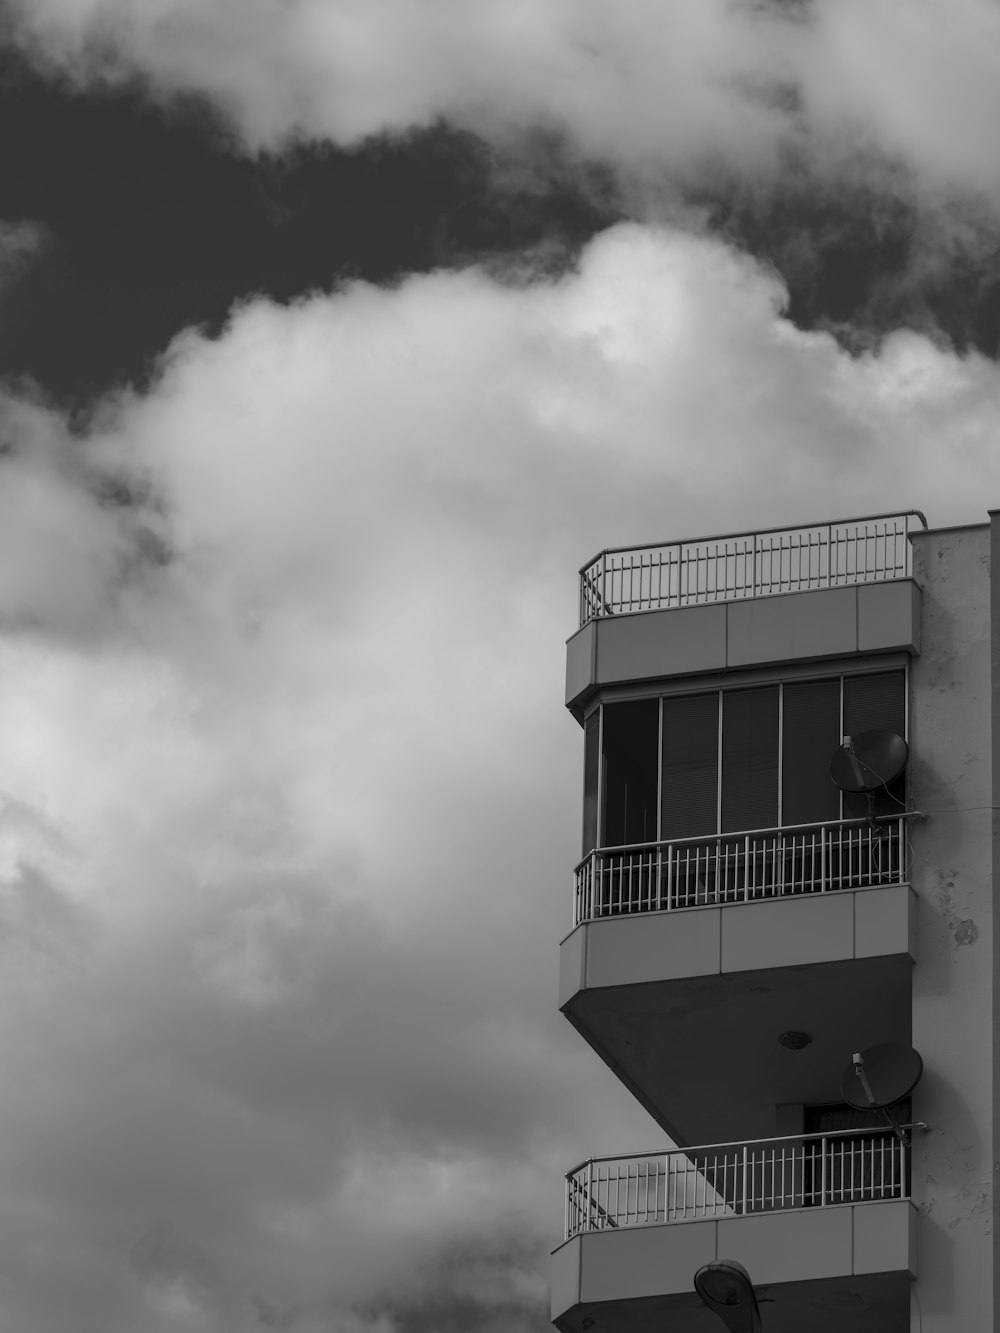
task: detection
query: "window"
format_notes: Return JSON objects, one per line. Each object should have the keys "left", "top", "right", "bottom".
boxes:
{"left": 721, "top": 687, "right": 779, "bottom": 833}
{"left": 842, "top": 673, "right": 906, "bottom": 819}
{"left": 600, "top": 698, "right": 658, "bottom": 849}
{"left": 782, "top": 679, "right": 841, "bottom": 825}
{"left": 660, "top": 694, "right": 718, "bottom": 839}
{"left": 582, "top": 710, "right": 600, "bottom": 855}
{"left": 587, "top": 670, "right": 905, "bottom": 847}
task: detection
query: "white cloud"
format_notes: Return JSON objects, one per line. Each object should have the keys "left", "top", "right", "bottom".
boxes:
{"left": 0, "top": 219, "right": 46, "bottom": 288}
{"left": 0, "top": 222, "right": 998, "bottom": 1329}
{"left": 8, "top": 0, "right": 1000, "bottom": 218}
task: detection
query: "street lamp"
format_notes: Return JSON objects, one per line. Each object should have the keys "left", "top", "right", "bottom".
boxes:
{"left": 693, "top": 1260, "right": 762, "bottom": 1332}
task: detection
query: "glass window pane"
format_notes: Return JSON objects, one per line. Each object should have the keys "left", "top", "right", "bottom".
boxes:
{"left": 661, "top": 694, "right": 719, "bottom": 839}
{"left": 782, "top": 679, "right": 841, "bottom": 825}
{"left": 722, "top": 686, "right": 779, "bottom": 832}
{"left": 842, "top": 671, "right": 907, "bottom": 819}
{"left": 601, "top": 699, "right": 659, "bottom": 847}
{"left": 843, "top": 671, "right": 906, "bottom": 737}
{"left": 582, "top": 710, "right": 600, "bottom": 855}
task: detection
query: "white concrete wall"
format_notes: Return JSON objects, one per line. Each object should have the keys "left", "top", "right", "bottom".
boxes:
{"left": 565, "top": 579, "right": 921, "bottom": 712}
{"left": 560, "top": 886, "right": 916, "bottom": 998}
{"left": 551, "top": 1202, "right": 916, "bottom": 1325}
{"left": 909, "top": 524, "right": 994, "bottom": 1330}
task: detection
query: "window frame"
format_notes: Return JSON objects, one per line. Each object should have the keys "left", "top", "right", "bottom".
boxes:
{"left": 584, "top": 660, "right": 909, "bottom": 848}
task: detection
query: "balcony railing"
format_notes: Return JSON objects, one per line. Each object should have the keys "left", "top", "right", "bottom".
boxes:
{"left": 565, "top": 1128, "right": 913, "bottom": 1238}
{"left": 579, "top": 511, "right": 927, "bottom": 625}
{"left": 573, "top": 815, "right": 910, "bottom": 927}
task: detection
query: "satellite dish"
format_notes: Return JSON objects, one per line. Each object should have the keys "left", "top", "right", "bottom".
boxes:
{"left": 830, "top": 731, "right": 908, "bottom": 794}
{"left": 839, "top": 1042, "right": 923, "bottom": 1143}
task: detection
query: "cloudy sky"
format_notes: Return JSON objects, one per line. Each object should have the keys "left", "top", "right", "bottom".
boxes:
{"left": 2, "top": 3, "right": 1000, "bottom": 1330}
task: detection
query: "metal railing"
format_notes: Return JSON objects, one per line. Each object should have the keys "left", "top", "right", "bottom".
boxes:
{"left": 573, "top": 815, "right": 910, "bottom": 927}
{"left": 565, "top": 1128, "right": 913, "bottom": 1238}
{"left": 579, "top": 511, "right": 927, "bottom": 625}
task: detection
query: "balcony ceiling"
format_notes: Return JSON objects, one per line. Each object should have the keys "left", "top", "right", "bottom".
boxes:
{"left": 563, "top": 954, "right": 913, "bottom": 1147}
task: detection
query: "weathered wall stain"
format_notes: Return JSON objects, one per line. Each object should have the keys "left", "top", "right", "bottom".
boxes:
{"left": 929, "top": 871, "right": 980, "bottom": 947}
{"left": 946, "top": 1181, "right": 992, "bottom": 1234}
{"left": 952, "top": 917, "right": 978, "bottom": 945}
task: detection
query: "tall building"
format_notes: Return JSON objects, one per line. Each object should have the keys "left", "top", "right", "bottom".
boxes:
{"left": 551, "top": 511, "right": 996, "bottom": 1332}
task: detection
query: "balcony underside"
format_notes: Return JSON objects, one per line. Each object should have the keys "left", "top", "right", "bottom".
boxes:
{"left": 562, "top": 936, "right": 913, "bottom": 1146}
{"left": 552, "top": 1203, "right": 915, "bottom": 1332}
{"left": 554, "top": 1272, "right": 911, "bottom": 1333}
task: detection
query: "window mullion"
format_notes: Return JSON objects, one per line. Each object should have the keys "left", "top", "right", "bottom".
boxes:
{"left": 656, "top": 696, "right": 663, "bottom": 844}
{"left": 716, "top": 689, "right": 723, "bottom": 835}
{"left": 777, "top": 681, "right": 784, "bottom": 828}
{"left": 598, "top": 703, "right": 605, "bottom": 847}
{"left": 838, "top": 675, "right": 844, "bottom": 821}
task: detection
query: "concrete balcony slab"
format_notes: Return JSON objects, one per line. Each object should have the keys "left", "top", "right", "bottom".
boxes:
{"left": 566, "top": 580, "right": 920, "bottom": 715}
{"left": 560, "top": 888, "right": 915, "bottom": 1145}
{"left": 552, "top": 1202, "right": 915, "bottom": 1332}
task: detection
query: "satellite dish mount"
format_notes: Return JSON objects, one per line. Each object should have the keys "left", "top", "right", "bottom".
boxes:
{"left": 840, "top": 1043, "right": 924, "bottom": 1145}
{"left": 830, "top": 731, "right": 908, "bottom": 828}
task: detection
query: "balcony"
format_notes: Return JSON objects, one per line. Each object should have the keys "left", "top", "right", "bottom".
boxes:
{"left": 560, "top": 818, "right": 916, "bottom": 1147}
{"left": 565, "top": 1129, "right": 912, "bottom": 1237}
{"left": 578, "top": 511, "right": 927, "bottom": 626}
{"left": 566, "top": 514, "right": 923, "bottom": 716}
{"left": 552, "top": 1132, "right": 916, "bottom": 1332}
{"left": 573, "top": 815, "right": 910, "bottom": 927}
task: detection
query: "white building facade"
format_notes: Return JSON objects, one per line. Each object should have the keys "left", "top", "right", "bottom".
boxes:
{"left": 552, "top": 512, "right": 996, "bottom": 1333}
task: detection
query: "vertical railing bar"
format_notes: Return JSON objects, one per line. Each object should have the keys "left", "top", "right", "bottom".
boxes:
{"left": 697, "top": 1153, "right": 703, "bottom": 1217}
{"left": 839, "top": 1136, "right": 845, "bottom": 1204}
{"left": 720, "top": 1152, "right": 727, "bottom": 1217}
{"left": 773, "top": 1146, "right": 778, "bottom": 1208}
{"left": 820, "top": 824, "right": 827, "bottom": 892}
{"left": 821, "top": 1136, "right": 828, "bottom": 1205}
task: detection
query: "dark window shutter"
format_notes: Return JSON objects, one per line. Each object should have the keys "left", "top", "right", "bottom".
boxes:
{"left": 842, "top": 671, "right": 907, "bottom": 818}
{"left": 601, "top": 699, "right": 659, "bottom": 847}
{"left": 583, "top": 710, "right": 600, "bottom": 855}
{"left": 661, "top": 694, "right": 719, "bottom": 839}
{"left": 843, "top": 671, "right": 906, "bottom": 737}
{"left": 722, "top": 686, "right": 779, "bottom": 832}
{"left": 782, "top": 679, "right": 841, "bottom": 826}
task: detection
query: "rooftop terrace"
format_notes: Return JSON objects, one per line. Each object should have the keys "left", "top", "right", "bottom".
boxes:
{"left": 579, "top": 511, "right": 928, "bottom": 627}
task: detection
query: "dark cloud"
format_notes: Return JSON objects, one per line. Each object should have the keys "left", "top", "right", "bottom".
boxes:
{"left": 4, "top": 1, "right": 1000, "bottom": 400}
{"left": 0, "top": 60, "right": 615, "bottom": 404}
{"left": 689, "top": 169, "right": 1000, "bottom": 356}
